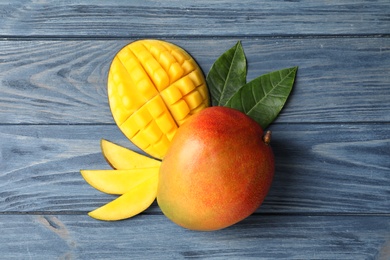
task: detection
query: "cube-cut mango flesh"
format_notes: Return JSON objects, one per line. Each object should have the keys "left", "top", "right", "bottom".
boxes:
{"left": 108, "top": 39, "right": 209, "bottom": 159}
{"left": 88, "top": 173, "right": 158, "bottom": 221}
{"left": 80, "top": 168, "right": 159, "bottom": 195}
{"left": 101, "top": 139, "right": 161, "bottom": 170}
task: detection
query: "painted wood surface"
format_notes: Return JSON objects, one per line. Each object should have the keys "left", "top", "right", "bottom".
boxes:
{"left": 0, "top": 0, "right": 389, "bottom": 37}
{"left": 0, "top": 38, "right": 389, "bottom": 124}
{"left": 0, "top": 214, "right": 390, "bottom": 259}
{"left": 0, "top": 124, "right": 389, "bottom": 214}
{"left": 0, "top": 0, "right": 389, "bottom": 259}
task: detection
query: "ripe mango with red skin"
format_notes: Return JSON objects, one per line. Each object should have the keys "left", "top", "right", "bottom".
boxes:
{"left": 157, "top": 106, "right": 274, "bottom": 231}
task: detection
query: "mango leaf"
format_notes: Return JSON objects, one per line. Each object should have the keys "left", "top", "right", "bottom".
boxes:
{"left": 206, "top": 41, "right": 247, "bottom": 106}
{"left": 226, "top": 67, "right": 298, "bottom": 129}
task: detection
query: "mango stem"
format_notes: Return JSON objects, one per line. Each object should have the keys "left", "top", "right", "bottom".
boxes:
{"left": 263, "top": 130, "right": 272, "bottom": 145}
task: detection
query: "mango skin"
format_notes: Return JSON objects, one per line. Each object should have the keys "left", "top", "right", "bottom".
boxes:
{"left": 157, "top": 106, "right": 274, "bottom": 231}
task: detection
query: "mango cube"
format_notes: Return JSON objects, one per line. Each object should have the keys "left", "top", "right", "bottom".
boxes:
{"left": 107, "top": 39, "right": 210, "bottom": 159}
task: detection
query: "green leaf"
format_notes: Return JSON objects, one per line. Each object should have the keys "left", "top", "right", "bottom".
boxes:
{"left": 226, "top": 67, "right": 298, "bottom": 129}
{"left": 206, "top": 41, "right": 247, "bottom": 106}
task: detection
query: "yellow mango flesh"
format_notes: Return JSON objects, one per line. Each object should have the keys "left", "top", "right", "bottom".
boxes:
{"left": 108, "top": 39, "right": 209, "bottom": 159}
{"left": 88, "top": 173, "right": 158, "bottom": 221}
{"left": 80, "top": 168, "right": 159, "bottom": 195}
{"left": 100, "top": 139, "right": 161, "bottom": 169}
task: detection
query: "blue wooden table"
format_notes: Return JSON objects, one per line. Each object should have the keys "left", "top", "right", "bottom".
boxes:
{"left": 1, "top": 1, "right": 389, "bottom": 259}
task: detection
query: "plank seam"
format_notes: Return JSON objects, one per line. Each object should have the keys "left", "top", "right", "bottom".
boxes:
{"left": 0, "top": 34, "right": 389, "bottom": 41}
{"left": 1, "top": 212, "right": 390, "bottom": 216}
{"left": 0, "top": 121, "right": 389, "bottom": 126}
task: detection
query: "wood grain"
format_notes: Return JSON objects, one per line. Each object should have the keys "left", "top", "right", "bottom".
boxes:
{"left": 0, "top": 214, "right": 389, "bottom": 259}
{"left": 0, "top": 0, "right": 388, "bottom": 258}
{"left": 0, "top": 38, "right": 389, "bottom": 124}
{"left": 0, "top": 0, "right": 389, "bottom": 37}
{"left": 0, "top": 124, "right": 388, "bottom": 213}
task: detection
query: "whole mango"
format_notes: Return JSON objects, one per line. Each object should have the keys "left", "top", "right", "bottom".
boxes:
{"left": 157, "top": 106, "right": 274, "bottom": 231}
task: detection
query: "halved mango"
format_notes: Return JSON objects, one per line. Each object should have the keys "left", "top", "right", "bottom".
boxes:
{"left": 80, "top": 168, "right": 159, "bottom": 195}
{"left": 108, "top": 39, "right": 209, "bottom": 159}
{"left": 101, "top": 139, "right": 161, "bottom": 170}
{"left": 88, "top": 174, "right": 158, "bottom": 221}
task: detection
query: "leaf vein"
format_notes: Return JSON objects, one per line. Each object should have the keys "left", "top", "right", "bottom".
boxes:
{"left": 247, "top": 68, "right": 295, "bottom": 115}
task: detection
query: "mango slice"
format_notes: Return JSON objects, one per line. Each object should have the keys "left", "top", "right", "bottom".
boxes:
{"left": 101, "top": 139, "right": 161, "bottom": 170}
{"left": 88, "top": 174, "right": 158, "bottom": 221}
{"left": 108, "top": 39, "right": 209, "bottom": 159}
{"left": 80, "top": 168, "right": 159, "bottom": 195}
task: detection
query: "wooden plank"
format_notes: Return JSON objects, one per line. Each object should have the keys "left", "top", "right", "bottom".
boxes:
{"left": 0, "top": 0, "right": 389, "bottom": 37}
{"left": 266, "top": 123, "right": 390, "bottom": 213}
{"left": 0, "top": 214, "right": 389, "bottom": 259}
{"left": 0, "top": 38, "right": 389, "bottom": 124}
{"left": 0, "top": 123, "right": 388, "bottom": 213}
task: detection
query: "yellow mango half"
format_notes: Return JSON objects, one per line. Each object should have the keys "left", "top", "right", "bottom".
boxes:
{"left": 101, "top": 139, "right": 161, "bottom": 170}
{"left": 88, "top": 173, "right": 158, "bottom": 221}
{"left": 80, "top": 168, "right": 159, "bottom": 195}
{"left": 108, "top": 39, "right": 209, "bottom": 159}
